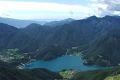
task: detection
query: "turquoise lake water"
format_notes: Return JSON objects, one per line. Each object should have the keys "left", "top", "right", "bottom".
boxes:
{"left": 25, "top": 55, "right": 101, "bottom": 72}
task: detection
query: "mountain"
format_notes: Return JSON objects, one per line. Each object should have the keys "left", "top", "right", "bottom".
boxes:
{"left": 47, "top": 16, "right": 102, "bottom": 47}
{"left": 0, "top": 17, "right": 46, "bottom": 28}
{"left": 44, "top": 18, "right": 74, "bottom": 27}
{"left": 0, "top": 23, "right": 18, "bottom": 50}
{"left": 1, "top": 16, "right": 120, "bottom": 66}
{"left": 83, "top": 16, "right": 120, "bottom": 66}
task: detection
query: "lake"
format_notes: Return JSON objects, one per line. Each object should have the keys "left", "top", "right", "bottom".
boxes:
{"left": 25, "top": 55, "right": 101, "bottom": 72}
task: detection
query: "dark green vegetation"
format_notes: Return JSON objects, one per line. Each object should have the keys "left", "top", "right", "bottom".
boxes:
{"left": 0, "top": 68, "right": 62, "bottom": 80}
{"left": 33, "top": 45, "right": 66, "bottom": 60}
{"left": 0, "top": 16, "right": 120, "bottom": 66}
{"left": 71, "top": 67, "right": 120, "bottom": 80}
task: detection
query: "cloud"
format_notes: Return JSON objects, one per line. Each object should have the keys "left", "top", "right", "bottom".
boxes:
{"left": 91, "top": 0, "right": 120, "bottom": 16}
{"left": 0, "top": 1, "right": 93, "bottom": 20}
{"left": 0, "top": 0, "right": 119, "bottom": 20}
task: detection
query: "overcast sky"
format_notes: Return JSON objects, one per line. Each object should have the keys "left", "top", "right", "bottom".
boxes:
{"left": 0, "top": 0, "right": 120, "bottom": 20}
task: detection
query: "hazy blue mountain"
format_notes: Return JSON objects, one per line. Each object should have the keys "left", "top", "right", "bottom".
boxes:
{"left": 0, "top": 17, "right": 46, "bottom": 28}
{"left": 44, "top": 18, "right": 74, "bottom": 27}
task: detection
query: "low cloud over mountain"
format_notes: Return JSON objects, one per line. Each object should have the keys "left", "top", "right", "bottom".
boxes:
{"left": 91, "top": 0, "right": 120, "bottom": 16}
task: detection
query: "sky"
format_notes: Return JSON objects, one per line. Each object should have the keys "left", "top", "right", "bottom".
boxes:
{"left": 0, "top": 0, "right": 120, "bottom": 20}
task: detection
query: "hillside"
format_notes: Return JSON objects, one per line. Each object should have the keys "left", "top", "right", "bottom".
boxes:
{"left": 105, "top": 74, "right": 120, "bottom": 80}
{"left": 83, "top": 17, "right": 120, "bottom": 66}
{"left": 71, "top": 67, "right": 120, "bottom": 80}
{"left": 0, "top": 67, "right": 62, "bottom": 80}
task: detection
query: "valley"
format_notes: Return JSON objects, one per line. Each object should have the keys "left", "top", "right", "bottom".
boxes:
{"left": 1, "top": 16, "right": 120, "bottom": 67}
{"left": 0, "top": 15, "right": 120, "bottom": 80}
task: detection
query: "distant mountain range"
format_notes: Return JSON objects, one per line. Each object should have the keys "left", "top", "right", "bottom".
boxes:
{"left": 44, "top": 18, "right": 74, "bottom": 27}
{"left": 0, "top": 16, "right": 120, "bottom": 66}
{"left": 0, "top": 17, "right": 74, "bottom": 28}
{"left": 0, "top": 17, "right": 47, "bottom": 28}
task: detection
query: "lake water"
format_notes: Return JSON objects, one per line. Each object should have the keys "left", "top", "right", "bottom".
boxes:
{"left": 25, "top": 55, "right": 101, "bottom": 72}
